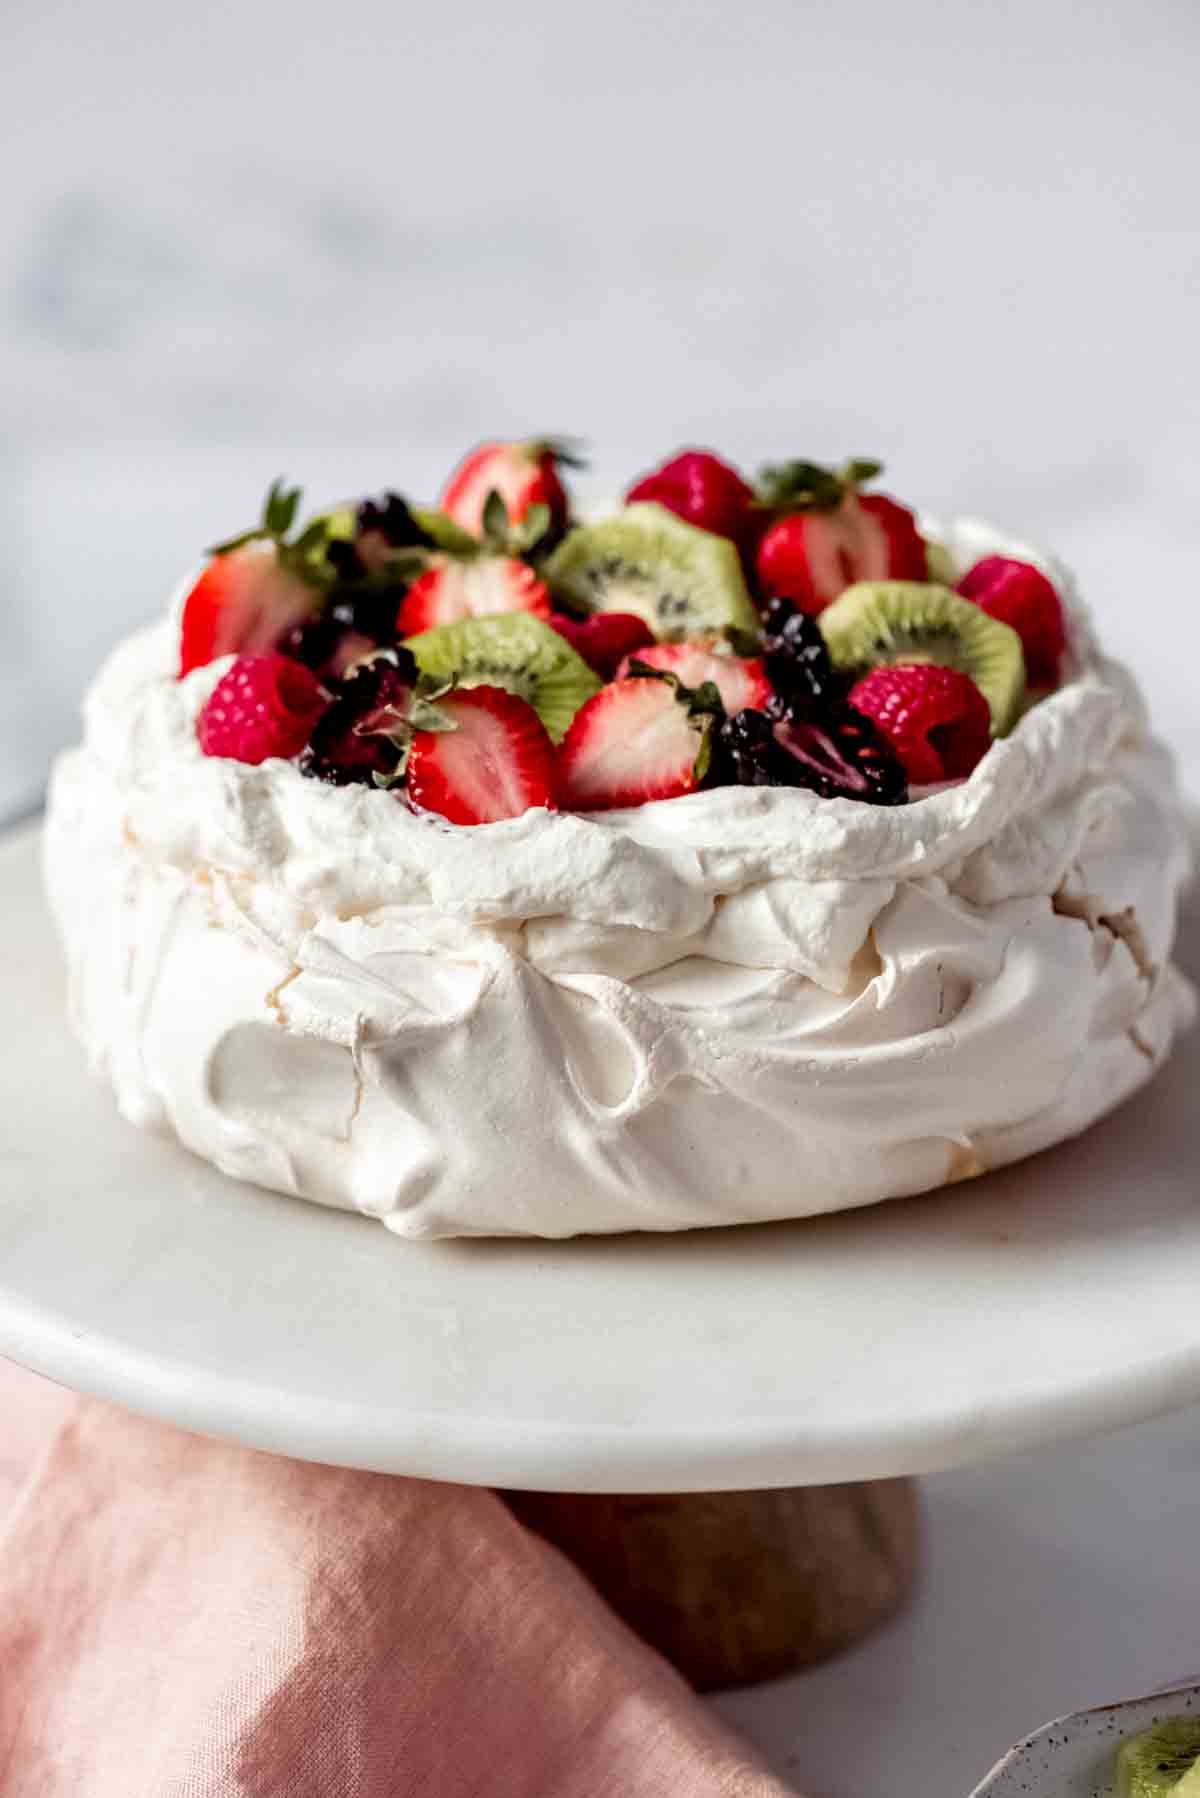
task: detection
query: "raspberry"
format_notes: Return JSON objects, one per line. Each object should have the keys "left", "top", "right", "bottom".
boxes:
{"left": 197, "top": 654, "right": 327, "bottom": 765}
{"left": 847, "top": 664, "right": 991, "bottom": 785}
{"left": 957, "top": 556, "right": 1065, "bottom": 687}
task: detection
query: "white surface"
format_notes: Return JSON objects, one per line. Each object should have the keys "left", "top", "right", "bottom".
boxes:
{"left": 4, "top": 820, "right": 1200, "bottom": 1498}
{"left": 715, "top": 1422, "right": 1200, "bottom": 1794}
{"left": 966, "top": 1684, "right": 1200, "bottom": 1798}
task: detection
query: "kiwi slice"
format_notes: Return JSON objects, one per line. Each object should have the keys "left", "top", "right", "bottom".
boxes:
{"left": 819, "top": 580, "right": 1026, "bottom": 735}
{"left": 403, "top": 613, "right": 600, "bottom": 743}
{"left": 544, "top": 503, "right": 759, "bottom": 638}
{"left": 1117, "top": 1718, "right": 1200, "bottom": 1798}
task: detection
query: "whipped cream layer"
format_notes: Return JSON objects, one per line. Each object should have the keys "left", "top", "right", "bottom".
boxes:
{"left": 45, "top": 519, "right": 1197, "bottom": 1237}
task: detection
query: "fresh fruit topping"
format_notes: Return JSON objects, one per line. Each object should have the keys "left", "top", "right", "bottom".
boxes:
{"left": 396, "top": 556, "right": 551, "bottom": 635}
{"left": 406, "top": 686, "right": 557, "bottom": 825}
{"left": 625, "top": 449, "right": 756, "bottom": 544}
{"left": 957, "top": 555, "right": 1066, "bottom": 687}
{"left": 847, "top": 663, "right": 992, "bottom": 785}
{"left": 818, "top": 581, "right": 1027, "bottom": 735}
{"left": 1116, "top": 1718, "right": 1200, "bottom": 1798}
{"left": 753, "top": 459, "right": 926, "bottom": 617}
{"left": 403, "top": 612, "right": 600, "bottom": 743}
{"left": 300, "top": 648, "right": 420, "bottom": 787}
{"left": 614, "top": 637, "right": 770, "bottom": 714}
{"left": 558, "top": 673, "right": 721, "bottom": 812}
{"left": 439, "top": 438, "right": 581, "bottom": 538}
{"left": 548, "top": 611, "right": 656, "bottom": 679}
{"left": 196, "top": 654, "right": 327, "bottom": 766}
{"left": 719, "top": 702, "right": 907, "bottom": 805}
{"left": 545, "top": 504, "right": 760, "bottom": 638}
{"left": 759, "top": 595, "right": 837, "bottom": 708}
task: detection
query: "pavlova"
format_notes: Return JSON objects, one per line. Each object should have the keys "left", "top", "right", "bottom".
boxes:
{"left": 45, "top": 441, "right": 1196, "bottom": 1236}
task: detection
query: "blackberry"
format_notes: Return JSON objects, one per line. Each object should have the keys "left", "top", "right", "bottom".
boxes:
{"left": 281, "top": 611, "right": 344, "bottom": 673}
{"left": 356, "top": 492, "right": 435, "bottom": 550}
{"left": 719, "top": 701, "right": 907, "bottom": 806}
{"left": 759, "top": 595, "right": 835, "bottom": 708}
{"left": 300, "top": 648, "right": 419, "bottom": 787}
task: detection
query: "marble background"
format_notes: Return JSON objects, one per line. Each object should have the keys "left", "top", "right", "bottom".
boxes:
{"left": 3, "top": 0, "right": 1199, "bottom": 1788}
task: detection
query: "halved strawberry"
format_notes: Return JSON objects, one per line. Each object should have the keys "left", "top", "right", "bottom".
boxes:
{"left": 558, "top": 675, "right": 717, "bottom": 812}
{"left": 439, "top": 438, "right": 578, "bottom": 537}
{"left": 614, "top": 637, "right": 770, "bottom": 714}
{"left": 396, "top": 556, "right": 551, "bottom": 635}
{"left": 753, "top": 459, "right": 927, "bottom": 616}
{"left": 406, "top": 685, "right": 557, "bottom": 825}
{"left": 178, "top": 541, "right": 319, "bottom": 677}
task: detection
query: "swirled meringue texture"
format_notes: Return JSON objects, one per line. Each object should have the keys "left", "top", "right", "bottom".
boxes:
{"left": 45, "top": 520, "right": 1197, "bottom": 1238}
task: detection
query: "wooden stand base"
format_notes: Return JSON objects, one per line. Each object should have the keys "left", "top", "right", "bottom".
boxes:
{"left": 505, "top": 1478, "right": 921, "bottom": 1692}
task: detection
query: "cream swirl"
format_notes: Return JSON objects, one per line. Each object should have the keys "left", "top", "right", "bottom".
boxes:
{"left": 44, "top": 519, "right": 1196, "bottom": 1236}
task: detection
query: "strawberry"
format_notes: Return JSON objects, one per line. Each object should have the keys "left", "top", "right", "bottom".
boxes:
{"left": 406, "top": 686, "right": 557, "bottom": 825}
{"left": 847, "top": 663, "right": 992, "bottom": 785}
{"left": 558, "top": 674, "right": 719, "bottom": 811}
{"left": 179, "top": 541, "right": 318, "bottom": 677}
{"left": 396, "top": 556, "right": 551, "bottom": 635}
{"left": 179, "top": 480, "right": 351, "bottom": 677}
{"left": 548, "top": 611, "right": 656, "bottom": 679}
{"left": 625, "top": 449, "right": 755, "bottom": 544}
{"left": 614, "top": 637, "right": 770, "bottom": 714}
{"left": 197, "top": 654, "right": 328, "bottom": 765}
{"left": 439, "top": 438, "right": 579, "bottom": 538}
{"left": 753, "top": 459, "right": 926, "bottom": 616}
{"left": 957, "top": 555, "right": 1066, "bottom": 687}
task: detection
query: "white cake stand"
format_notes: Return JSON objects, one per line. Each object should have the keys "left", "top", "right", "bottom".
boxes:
{"left": 3, "top": 821, "right": 1199, "bottom": 1685}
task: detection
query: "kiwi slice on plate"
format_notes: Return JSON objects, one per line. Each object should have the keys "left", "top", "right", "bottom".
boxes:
{"left": 1117, "top": 1718, "right": 1200, "bottom": 1798}
{"left": 819, "top": 580, "right": 1026, "bottom": 736}
{"left": 404, "top": 612, "right": 600, "bottom": 743}
{"left": 544, "top": 503, "right": 759, "bottom": 638}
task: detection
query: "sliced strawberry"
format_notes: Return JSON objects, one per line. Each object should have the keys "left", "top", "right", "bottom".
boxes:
{"left": 439, "top": 439, "right": 576, "bottom": 537}
{"left": 179, "top": 541, "right": 318, "bottom": 677}
{"left": 406, "top": 686, "right": 557, "bottom": 825}
{"left": 396, "top": 556, "right": 551, "bottom": 635}
{"left": 752, "top": 459, "right": 926, "bottom": 616}
{"left": 614, "top": 637, "right": 771, "bottom": 714}
{"left": 558, "top": 676, "right": 715, "bottom": 811}
{"left": 548, "top": 611, "right": 656, "bottom": 678}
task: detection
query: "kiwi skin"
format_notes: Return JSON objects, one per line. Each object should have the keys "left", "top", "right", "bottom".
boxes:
{"left": 403, "top": 612, "right": 600, "bottom": 744}
{"left": 1116, "top": 1719, "right": 1200, "bottom": 1798}
{"left": 545, "top": 503, "right": 760, "bottom": 639}
{"left": 818, "top": 580, "right": 1027, "bottom": 737}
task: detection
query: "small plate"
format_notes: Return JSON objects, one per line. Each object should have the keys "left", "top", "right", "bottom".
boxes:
{"left": 971, "top": 1685, "right": 1200, "bottom": 1798}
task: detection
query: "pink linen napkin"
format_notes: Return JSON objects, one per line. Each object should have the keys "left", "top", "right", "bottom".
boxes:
{"left": 0, "top": 1359, "right": 795, "bottom": 1797}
